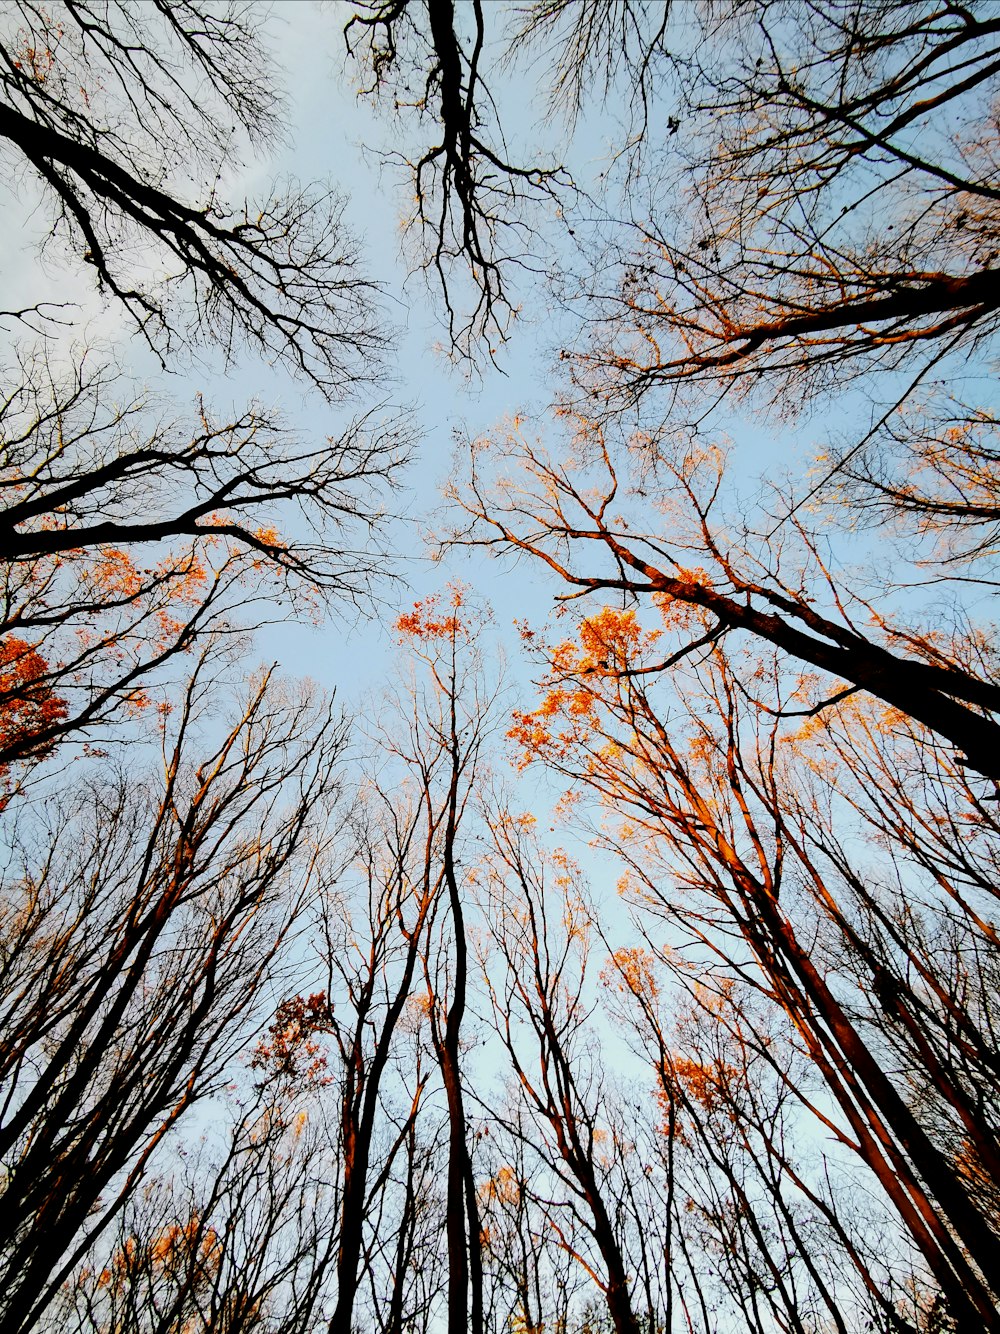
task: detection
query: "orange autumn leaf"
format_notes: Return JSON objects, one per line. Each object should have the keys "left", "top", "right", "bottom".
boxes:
{"left": 601, "top": 947, "right": 660, "bottom": 1001}
{"left": 251, "top": 992, "right": 333, "bottom": 1088}
{"left": 508, "top": 607, "right": 660, "bottom": 767}
{"left": 396, "top": 588, "right": 465, "bottom": 640}
{"left": 0, "top": 637, "right": 68, "bottom": 797}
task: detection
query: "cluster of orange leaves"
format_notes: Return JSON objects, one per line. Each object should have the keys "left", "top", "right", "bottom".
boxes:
{"left": 13, "top": 14, "right": 62, "bottom": 84}
{"left": 251, "top": 992, "right": 333, "bottom": 1087}
{"left": 601, "top": 951, "right": 742, "bottom": 1135}
{"left": 395, "top": 588, "right": 464, "bottom": 640}
{"left": 249, "top": 524, "right": 285, "bottom": 570}
{"left": 0, "top": 531, "right": 256, "bottom": 797}
{"left": 94, "top": 1217, "right": 220, "bottom": 1294}
{"left": 602, "top": 946, "right": 660, "bottom": 1001}
{"left": 653, "top": 1054, "right": 743, "bottom": 1142}
{"left": 479, "top": 1164, "right": 521, "bottom": 1208}
{"left": 0, "top": 637, "right": 68, "bottom": 801}
{"left": 652, "top": 567, "right": 713, "bottom": 631}
{"left": 74, "top": 546, "right": 210, "bottom": 662}
{"left": 509, "top": 608, "right": 659, "bottom": 767}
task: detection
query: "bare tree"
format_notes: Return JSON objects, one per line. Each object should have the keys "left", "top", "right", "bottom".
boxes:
{"left": 357, "top": 0, "right": 1000, "bottom": 574}
{"left": 0, "top": 656, "right": 347, "bottom": 1333}
{"left": 479, "top": 815, "right": 653, "bottom": 1334}
{"left": 367, "top": 2, "right": 1000, "bottom": 406}
{"left": 0, "top": 1, "right": 388, "bottom": 395}
{"left": 476, "top": 1100, "right": 589, "bottom": 1334}
{"left": 250, "top": 771, "right": 445, "bottom": 1332}
{"left": 343, "top": 0, "right": 567, "bottom": 359}
{"left": 555, "top": 1, "right": 1000, "bottom": 407}
{"left": 394, "top": 590, "right": 499, "bottom": 1334}
{"left": 54, "top": 1094, "right": 343, "bottom": 1334}
{"left": 0, "top": 347, "right": 409, "bottom": 785}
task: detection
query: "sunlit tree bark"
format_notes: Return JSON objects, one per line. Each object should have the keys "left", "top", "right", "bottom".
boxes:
{"left": 504, "top": 605, "right": 1000, "bottom": 1328}
{"left": 452, "top": 430, "right": 1000, "bottom": 783}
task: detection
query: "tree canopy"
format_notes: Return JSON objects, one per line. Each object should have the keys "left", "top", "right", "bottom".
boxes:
{"left": 2, "top": 3, "right": 999, "bottom": 1332}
